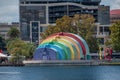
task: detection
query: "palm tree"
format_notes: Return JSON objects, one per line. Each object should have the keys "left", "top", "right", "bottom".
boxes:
{"left": 7, "top": 27, "right": 20, "bottom": 39}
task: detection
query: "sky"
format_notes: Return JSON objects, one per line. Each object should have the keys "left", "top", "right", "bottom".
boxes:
{"left": 0, "top": 0, "right": 120, "bottom": 23}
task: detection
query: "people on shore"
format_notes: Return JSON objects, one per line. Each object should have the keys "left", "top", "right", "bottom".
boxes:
{"left": 104, "top": 47, "right": 113, "bottom": 61}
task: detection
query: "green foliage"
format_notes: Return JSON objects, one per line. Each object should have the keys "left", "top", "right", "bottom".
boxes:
{"left": 55, "top": 15, "right": 74, "bottom": 32}
{"left": 7, "top": 27, "right": 20, "bottom": 39}
{"left": 41, "top": 15, "right": 76, "bottom": 39}
{"left": 73, "top": 14, "right": 95, "bottom": 38}
{"left": 105, "top": 39, "right": 112, "bottom": 47}
{"left": 110, "top": 21, "right": 120, "bottom": 52}
{"left": 73, "top": 14, "right": 98, "bottom": 52}
{"left": 6, "top": 38, "right": 36, "bottom": 63}
{"left": 86, "top": 34, "right": 99, "bottom": 53}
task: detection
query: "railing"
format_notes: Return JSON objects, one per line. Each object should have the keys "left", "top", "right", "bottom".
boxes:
{"left": 96, "top": 32, "right": 109, "bottom": 37}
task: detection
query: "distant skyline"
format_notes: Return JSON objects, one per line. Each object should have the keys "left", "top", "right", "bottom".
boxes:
{"left": 0, "top": 0, "right": 120, "bottom": 23}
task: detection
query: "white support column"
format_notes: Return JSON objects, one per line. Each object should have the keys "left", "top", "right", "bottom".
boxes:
{"left": 46, "top": 4, "right": 49, "bottom": 24}
{"left": 96, "top": 23, "right": 100, "bottom": 36}
{"left": 38, "top": 21, "right": 40, "bottom": 44}
{"left": 30, "top": 21, "right": 32, "bottom": 43}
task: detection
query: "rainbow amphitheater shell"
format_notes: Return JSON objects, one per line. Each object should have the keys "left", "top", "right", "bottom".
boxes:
{"left": 34, "top": 32, "right": 91, "bottom": 60}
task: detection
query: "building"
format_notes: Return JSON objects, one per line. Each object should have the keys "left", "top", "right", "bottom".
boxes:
{"left": 19, "top": 0, "right": 102, "bottom": 43}
{"left": 110, "top": 9, "right": 120, "bottom": 23}
{"left": 98, "top": 5, "right": 110, "bottom": 25}
{"left": 0, "top": 22, "right": 19, "bottom": 39}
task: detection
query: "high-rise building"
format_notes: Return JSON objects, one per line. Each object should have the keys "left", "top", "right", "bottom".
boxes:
{"left": 98, "top": 5, "right": 110, "bottom": 25}
{"left": 19, "top": 0, "right": 101, "bottom": 42}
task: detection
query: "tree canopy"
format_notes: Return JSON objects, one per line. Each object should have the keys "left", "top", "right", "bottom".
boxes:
{"left": 6, "top": 38, "right": 36, "bottom": 59}
{"left": 110, "top": 21, "right": 120, "bottom": 52}
{"left": 72, "top": 14, "right": 95, "bottom": 38}
{"left": 7, "top": 27, "right": 20, "bottom": 39}
{"left": 41, "top": 15, "right": 76, "bottom": 38}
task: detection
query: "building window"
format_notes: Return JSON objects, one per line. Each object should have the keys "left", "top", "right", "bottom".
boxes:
{"left": 104, "top": 27, "right": 109, "bottom": 32}
{"left": 100, "top": 27, "right": 103, "bottom": 33}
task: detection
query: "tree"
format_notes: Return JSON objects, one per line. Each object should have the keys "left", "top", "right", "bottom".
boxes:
{"left": 41, "top": 15, "right": 76, "bottom": 39}
{"left": 86, "top": 32, "right": 99, "bottom": 53}
{"left": 110, "top": 21, "right": 120, "bottom": 52}
{"left": 55, "top": 15, "right": 74, "bottom": 32}
{"left": 6, "top": 38, "right": 36, "bottom": 63}
{"left": 72, "top": 14, "right": 95, "bottom": 38}
{"left": 72, "top": 14, "right": 98, "bottom": 52}
{"left": 7, "top": 27, "right": 20, "bottom": 39}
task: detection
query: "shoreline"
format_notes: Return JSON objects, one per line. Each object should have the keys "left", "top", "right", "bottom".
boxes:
{"left": 23, "top": 60, "right": 120, "bottom": 66}
{"left": 0, "top": 63, "right": 24, "bottom": 67}
{"left": 1, "top": 60, "right": 120, "bottom": 66}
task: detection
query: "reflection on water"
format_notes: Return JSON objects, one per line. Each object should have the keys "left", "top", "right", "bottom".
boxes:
{"left": 0, "top": 72, "right": 21, "bottom": 75}
{"left": 0, "top": 66, "right": 120, "bottom": 80}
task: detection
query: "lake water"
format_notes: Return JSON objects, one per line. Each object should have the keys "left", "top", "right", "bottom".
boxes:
{"left": 0, "top": 66, "right": 120, "bottom": 80}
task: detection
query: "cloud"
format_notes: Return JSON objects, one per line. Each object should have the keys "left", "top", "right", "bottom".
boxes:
{"left": 101, "top": 0, "right": 120, "bottom": 10}
{"left": 111, "top": 0, "right": 120, "bottom": 10}
{"left": 0, "top": 0, "right": 19, "bottom": 23}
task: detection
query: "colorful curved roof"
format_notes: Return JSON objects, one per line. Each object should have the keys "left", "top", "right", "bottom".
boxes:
{"left": 34, "top": 32, "right": 91, "bottom": 60}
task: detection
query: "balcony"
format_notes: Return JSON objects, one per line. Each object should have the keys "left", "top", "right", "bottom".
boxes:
{"left": 96, "top": 32, "right": 109, "bottom": 38}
